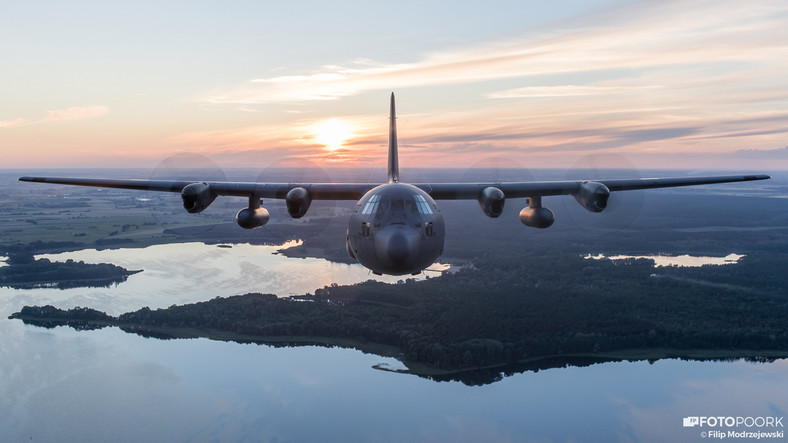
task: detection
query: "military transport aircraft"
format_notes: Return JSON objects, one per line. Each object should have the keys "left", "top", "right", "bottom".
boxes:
{"left": 20, "top": 93, "right": 770, "bottom": 275}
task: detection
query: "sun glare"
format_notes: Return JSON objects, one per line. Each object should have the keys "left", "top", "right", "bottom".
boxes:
{"left": 313, "top": 118, "right": 353, "bottom": 151}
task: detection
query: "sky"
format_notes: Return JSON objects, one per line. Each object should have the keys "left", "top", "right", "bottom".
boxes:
{"left": 2, "top": 0, "right": 787, "bottom": 171}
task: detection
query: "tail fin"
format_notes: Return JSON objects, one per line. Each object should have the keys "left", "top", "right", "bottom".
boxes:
{"left": 387, "top": 92, "right": 399, "bottom": 183}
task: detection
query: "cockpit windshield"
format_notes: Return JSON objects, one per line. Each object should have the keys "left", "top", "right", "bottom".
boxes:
{"left": 361, "top": 194, "right": 380, "bottom": 214}
{"left": 414, "top": 194, "right": 433, "bottom": 214}
{"left": 360, "top": 192, "right": 434, "bottom": 217}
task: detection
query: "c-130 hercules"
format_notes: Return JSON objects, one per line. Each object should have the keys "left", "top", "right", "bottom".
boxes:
{"left": 21, "top": 93, "right": 770, "bottom": 275}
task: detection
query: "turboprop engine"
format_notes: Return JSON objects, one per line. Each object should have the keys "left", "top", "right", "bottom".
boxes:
{"left": 572, "top": 181, "right": 610, "bottom": 212}
{"left": 477, "top": 187, "right": 505, "bottom": 218}
{"left": 285, "top": 187, "right": 312, "bottom": 218}
{"left": 181, "top": 182, "right": 216, "bottom": 213}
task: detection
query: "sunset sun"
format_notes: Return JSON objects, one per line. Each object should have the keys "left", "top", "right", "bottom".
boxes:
{"left": 312, "top": 118, "right": 354, "bottom": 151}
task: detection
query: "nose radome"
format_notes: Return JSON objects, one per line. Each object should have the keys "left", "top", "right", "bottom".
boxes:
{"left": 375, "top": 226, "right": 419, "bottom": 265}
{"left": 387, "top": 231, "right": 409, "bottom": 262}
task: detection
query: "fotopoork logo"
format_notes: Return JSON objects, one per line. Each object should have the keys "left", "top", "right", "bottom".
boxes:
{"left": 682, "top": 416, "right": 784, "bottom": 428}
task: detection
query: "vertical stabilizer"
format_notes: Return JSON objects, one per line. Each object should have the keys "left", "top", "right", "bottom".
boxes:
{"left": 387, "top": 92, "right": 399, "bottom": 183}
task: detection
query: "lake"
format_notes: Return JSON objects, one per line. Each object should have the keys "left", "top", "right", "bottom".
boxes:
{"left": 1, "top": 243, "right": 786, "bottom": 442}
{"left": 585, "top": 253, "right": 746, "bottom": 267}
{"left": 5, "top": 242, "right": 423, "bottom": 316}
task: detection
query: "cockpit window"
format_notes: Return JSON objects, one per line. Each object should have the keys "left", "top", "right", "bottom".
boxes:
{"left": 362, "top": 193, "right": 433, "bottom": 216}
{"left": 391, "top": 199, "right": 411, "bottom": 217}
{"left": 361, "top": 194, "right": 380, "bottom": 214}
{"left": 414, "top": 194, "right": 433, "bottom": 214}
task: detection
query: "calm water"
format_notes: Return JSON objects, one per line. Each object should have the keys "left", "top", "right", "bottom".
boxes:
{"left": 1, "top": 243, "right": 786, "bottom": 442}
{"left": 585, "top": 253, "right": 745, "bottom": 267}
{"left": 10, "top": 241, "right": 417, "bottom": 316}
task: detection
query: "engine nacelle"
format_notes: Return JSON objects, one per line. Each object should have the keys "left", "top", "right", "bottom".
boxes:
{"left": 477, "top": 187, "right": 505, "bottom": 218}
{"left": 181, "top": 182, "right": 216, "bottom": 213}
{"left": 285, "top": 187, "right": 312, "bottom": 219}
{"left": 572, "top": 181, "right": 610, "bottom": 213}
{"left": 236, "top": 207, "right": 270, "bottom": 229}
{"left": 520, "top": 206, "right": 554, "bottom": 229}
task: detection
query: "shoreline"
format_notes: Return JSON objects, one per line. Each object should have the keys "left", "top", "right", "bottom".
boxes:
{"left": 9, "top": 310, "right": 788, "bottom": 381}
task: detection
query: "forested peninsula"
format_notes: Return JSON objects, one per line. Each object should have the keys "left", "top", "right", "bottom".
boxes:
{"left": 0, "top": 252, "right": 140, "bottom": 289}
{"left": 11, "top": 251, "right": 788, "bottom": 384}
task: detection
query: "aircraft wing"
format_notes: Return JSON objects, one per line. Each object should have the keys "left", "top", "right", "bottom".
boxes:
{"left": 417, "top": 174, "right": 771, "bottom": 199}
{"left": 18, "top": 176, "right": 376, "bottom": 200}
{"left": 20, "top": 174, "right": 770, "bottom": 201}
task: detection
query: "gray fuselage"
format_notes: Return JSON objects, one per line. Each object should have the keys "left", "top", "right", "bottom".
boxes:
{"left": 347, "top": 183, "right": 445, "bottom": 275}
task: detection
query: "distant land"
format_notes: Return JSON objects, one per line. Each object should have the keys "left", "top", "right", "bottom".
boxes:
{"left": 0, "top": 251, "right": 140, "bottom": 290}
{"left": 2, "top": 168, "right": 785, "bottom": 260}
{"left": 4, "top": 169, "right": 787, "bottom": 384}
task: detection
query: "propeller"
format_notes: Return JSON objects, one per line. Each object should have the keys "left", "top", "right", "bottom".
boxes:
{"left": 255, "top": 157, "right": 340, "bottom": 240}
{"left": 458, "top": 156, "right": 535, "bottom": 239}
{"left": 559, "top": 153, "right": 645, "bottom": 232}
{"left": 144, "top": 153, "right": 228, "bottom": 237}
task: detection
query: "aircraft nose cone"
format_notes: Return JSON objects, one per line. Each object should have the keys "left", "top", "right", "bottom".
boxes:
{"left": 387, "top": 232, "right": 409, "bottom": 263}
{"left": 375, "top": 226, "right": 419, "bottom": 266}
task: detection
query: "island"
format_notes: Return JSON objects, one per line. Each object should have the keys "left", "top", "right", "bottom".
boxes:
{"left": 0, "top": 251, "right": 141, "bottom": 289}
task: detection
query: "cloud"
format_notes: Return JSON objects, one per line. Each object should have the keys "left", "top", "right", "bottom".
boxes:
{"left": 43, "top": 106, "right": 109, "bottom": 122}
{"left": 0, "top": 106, "right": 109, "bottom": 129}
{"left": 733, "top": 146, "right": 788, "bottom": 159}
{"left": 179, "top": 0, "right": 788, "bottom": 169}
{"left": 200, "top": 0, "right": 788, "bottom": 105}
{"left": 486, "top": 85, "right": 658, "bottom": 99}
{"left": 0, "top": 118, "right": 27, "bottom": 128}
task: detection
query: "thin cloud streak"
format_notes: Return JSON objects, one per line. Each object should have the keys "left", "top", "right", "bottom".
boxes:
{"left": 486, "top": 86, "right": 659, "bottom": 99}
{"left": 734, "top": 146, "right": 788, "bottom": 159}
{"left": 0, "top": 106, "right": 109, "bottom": 129}
{"left": 43, "top": 106, "right": 109, "bottom": 122}
{"left": 0, "top": 118, "right": 26, "bottom": 128}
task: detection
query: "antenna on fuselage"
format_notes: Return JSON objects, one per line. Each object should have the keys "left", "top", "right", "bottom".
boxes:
{"left": 387, "top": 92, "right": 399, "bottom": 183}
